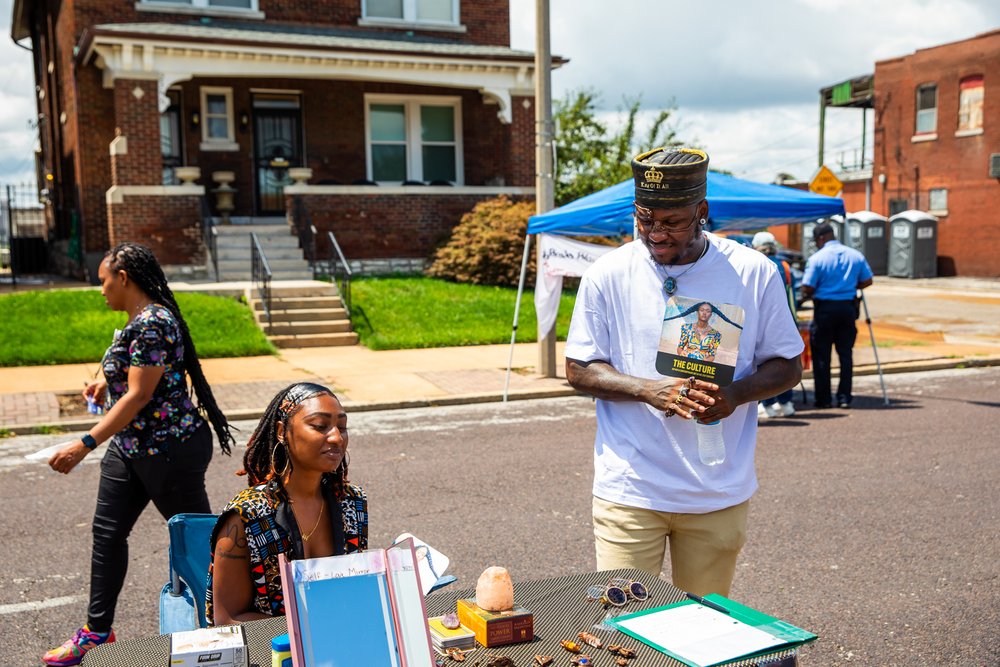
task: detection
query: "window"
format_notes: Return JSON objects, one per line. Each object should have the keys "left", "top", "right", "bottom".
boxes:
{"left": 957, "top": 75, "right": 984, "bottom": 133}
{"left": 366, "top": 96, "right": 462, "bottom": 184}
{"left": 363, "top": 0, "right": 457, "bottom": 24}
{"left": 199, "top": 87, "right": 236, "bottom": 149}
{"left": 888, "top": 198, "right": 909, "bottom": 216}
{"left": 929, "top": 188, "right": 948, "bottom": 213}
{"left": 160, "top": 90, "right": 183, "bottom": 185}
{"left": 915, "top": 83, "right": 937, "bottom": 134}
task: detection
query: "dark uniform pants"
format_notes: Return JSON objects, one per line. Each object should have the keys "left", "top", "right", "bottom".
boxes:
{"left": 810, "top": 299, "right": 858, "bottom": 407}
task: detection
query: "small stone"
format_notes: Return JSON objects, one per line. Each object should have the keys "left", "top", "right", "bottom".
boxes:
{"left": 441, "top": 612, "right": 461, "bottom": 629}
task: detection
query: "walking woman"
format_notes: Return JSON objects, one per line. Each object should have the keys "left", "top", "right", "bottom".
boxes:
{"left": 206, "top": 382, "right": 367, "bottom": 626}
{"left": 44, "top": 242, "right": 234, "bottom": 666}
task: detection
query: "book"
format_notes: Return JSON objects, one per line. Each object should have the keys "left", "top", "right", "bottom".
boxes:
{"left": 169, "top": 625, "right": 247, "bottom": 667}
{"left": 278, "top": 539, "right": 435, "bottom": 667}
{"left": 392, "top": 533, "right": 450, "bottom": 595}
{"left": 427, "top": 616, "right": 476, "bottom": 651}
{"left": 608, "top": 594, "right": 817, "bottom": 667}
{"left": 455, "top": 598, "right": 534, "bottom": 648}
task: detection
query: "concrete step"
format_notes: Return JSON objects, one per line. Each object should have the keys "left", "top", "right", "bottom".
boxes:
{"left": 218, "top": 270, "right": 314, "bottom": 281}
{"left": 216, "top": 246, "right": 304, "bottom": 261}
{"left": 256, "top": 307, "right": 349, "bottom": 323}
{"left": 214, "top": 223, "right": 290, "bottom": 235}
{"left": 264, "top": 319, "right": 354, "bottom": 335}
{"left": 252, "top": 295, "right": 343, "bottom": 310}
{"left": 270, "top": 332, "right": 359, "bottom": 348}
{"left": 214, "top": 235, "right": 301, "bottom": 248}
{"left": 218, "top": 258, "right": 309, "bottom": 272}
{"left": 248, "top": 284, "right": 340, "bottom": 299}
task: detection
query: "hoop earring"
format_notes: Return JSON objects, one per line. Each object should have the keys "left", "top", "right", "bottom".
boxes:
{"left": 270, "top": 439, "right": 291, "bottom": 480}
{"left": 699, "top": 218, "right": 707, "bottom": 226}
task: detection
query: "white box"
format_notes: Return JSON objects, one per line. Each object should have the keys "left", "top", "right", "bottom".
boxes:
{"left": 169, "top": 625, "right": 248, "bottom": 667}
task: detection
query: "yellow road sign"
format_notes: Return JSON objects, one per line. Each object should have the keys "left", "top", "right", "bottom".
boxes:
{"left": 809, "top": 165, "right": 843, "bottom": 197}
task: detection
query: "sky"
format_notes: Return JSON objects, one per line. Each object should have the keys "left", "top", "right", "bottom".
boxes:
{"left": 1, "top": 0, "right": 999, "bottom": 186}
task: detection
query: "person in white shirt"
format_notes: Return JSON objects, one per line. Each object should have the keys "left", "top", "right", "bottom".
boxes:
{"left": 564, "top": 148, "right": 803, "bottom": 596}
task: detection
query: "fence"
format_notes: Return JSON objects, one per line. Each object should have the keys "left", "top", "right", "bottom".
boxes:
{"left": 1, "top": 183, "right": 47, "bottom": 283}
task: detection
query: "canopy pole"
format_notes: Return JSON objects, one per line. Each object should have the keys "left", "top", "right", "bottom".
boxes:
{"left": 504, "top": 234, "right": 533, "bottom": 403}
{"left": 535, "top": 0, "right": 557, "bottom": 378}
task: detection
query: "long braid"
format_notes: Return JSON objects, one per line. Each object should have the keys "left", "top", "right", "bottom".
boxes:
{"left": 240, "top": 383, "right": 349, "bottom": 499}
{"left": 105, "top": 243, "right": 235, "bottom": 455}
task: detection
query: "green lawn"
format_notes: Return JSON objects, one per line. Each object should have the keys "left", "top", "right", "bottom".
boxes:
{"left": 350, "top": 276, "right": 576, "bottom": 350}
{"left": 0, "top": 289, "right": 274, "bottom": 366}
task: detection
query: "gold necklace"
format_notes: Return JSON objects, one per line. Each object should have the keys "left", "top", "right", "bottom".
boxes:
{"left": 295, "top": 499, "right": 325, "bottom": 542}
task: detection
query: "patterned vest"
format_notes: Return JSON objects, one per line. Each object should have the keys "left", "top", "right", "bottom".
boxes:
{"left": 205, "top": 478, "right": 368, "bottom": 625}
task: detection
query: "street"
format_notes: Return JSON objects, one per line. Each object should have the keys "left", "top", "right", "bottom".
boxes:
{"left": 1, "top": 367, "right": 998, "bottom": 666}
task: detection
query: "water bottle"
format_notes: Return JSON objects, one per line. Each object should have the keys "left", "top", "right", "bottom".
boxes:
{"left": 696, "top": 420, "right": 725, "bottom": 466}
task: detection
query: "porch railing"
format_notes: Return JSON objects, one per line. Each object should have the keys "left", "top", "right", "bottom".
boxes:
{"left": 201, "top": 197, "right": 219, "bottom": 281}
{"left": 326, "top": 230, "right": 352, "bottom": 317}
{"left": 250, "top": 232, "right": 272, "bottom": 326}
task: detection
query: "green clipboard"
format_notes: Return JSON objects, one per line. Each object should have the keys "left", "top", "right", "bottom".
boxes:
{"left": 607, "top": 594, "right": 817, "bottom": 667}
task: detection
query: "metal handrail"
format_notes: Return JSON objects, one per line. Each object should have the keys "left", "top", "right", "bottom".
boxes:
{"left": 326, "top": 230, "right": 352, "bottom": 316}
{"left": 250, "top": 232, "right": 273, "bottom": 325}
{"left": 200, "top": 197, "right": 219, "bottom": 281}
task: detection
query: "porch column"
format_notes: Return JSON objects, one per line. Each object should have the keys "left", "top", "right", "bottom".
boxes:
{"left": 106, "top": 78, "right": 206, "bottom": 268}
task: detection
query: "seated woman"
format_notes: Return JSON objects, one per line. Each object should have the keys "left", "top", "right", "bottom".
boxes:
{"left": 206, "top": 382, "right": 367, "bottom": 625}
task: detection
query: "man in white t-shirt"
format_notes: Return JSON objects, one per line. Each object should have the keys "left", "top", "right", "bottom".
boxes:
{"left": 564, "top": 148, "right": 803, "bottom": 596}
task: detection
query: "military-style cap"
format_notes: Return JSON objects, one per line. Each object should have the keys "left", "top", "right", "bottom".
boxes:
{"left": 631, "top": 147, "right": 709, "bottom": 208}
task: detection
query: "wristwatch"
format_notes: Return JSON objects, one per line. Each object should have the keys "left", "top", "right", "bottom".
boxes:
{"left": 81, "top": 434, "right": 98, "bottom": 450}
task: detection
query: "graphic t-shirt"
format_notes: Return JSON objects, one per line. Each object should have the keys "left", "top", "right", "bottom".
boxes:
{"left": 101, "top": 304, "right": 204, "bottom": 458}
{"left": 564, "top": 236, "right": 804, "bottom": 513}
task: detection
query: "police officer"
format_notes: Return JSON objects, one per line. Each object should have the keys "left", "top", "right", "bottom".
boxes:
{"left": 801, "top": 222, "right": 873, "bottom": 409}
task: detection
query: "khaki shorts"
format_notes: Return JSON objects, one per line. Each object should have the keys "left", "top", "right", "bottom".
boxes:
{"left": 592, "top": 496, "right": 749, "bottom": 596}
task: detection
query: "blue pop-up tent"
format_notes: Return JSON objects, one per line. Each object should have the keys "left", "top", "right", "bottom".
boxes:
{"left": 503, "top": 172, "right": 846, "bottom": 398}
{"left": 527, "top": 172, "right": 845, "bottom": 235}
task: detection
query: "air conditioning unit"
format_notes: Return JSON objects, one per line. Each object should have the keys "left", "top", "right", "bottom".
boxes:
{"left": 991, "top": 153, "right": 1000, "bottom": 178}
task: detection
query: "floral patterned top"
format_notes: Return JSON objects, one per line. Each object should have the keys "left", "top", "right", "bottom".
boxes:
{"left": 204, "top": 479, "right": 368, "bottom": 626}
{"left": 101, "top": 303, "right": 204, "bottom": 458}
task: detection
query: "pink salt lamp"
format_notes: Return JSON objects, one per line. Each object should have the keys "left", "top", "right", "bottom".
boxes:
{"left": 475, "top": 566, "right": 514, "bottom": 611}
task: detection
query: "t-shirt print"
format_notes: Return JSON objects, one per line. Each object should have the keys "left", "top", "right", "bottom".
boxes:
{"left": 656, "top": 296, "right": 745, "bottom": 386}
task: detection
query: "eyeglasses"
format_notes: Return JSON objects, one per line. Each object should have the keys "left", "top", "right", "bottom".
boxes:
{"left": 634, "top": 202, "right": 699, "bottom": 233}
{"left": 585, "top": 578, "right": 650, "bottom": 607}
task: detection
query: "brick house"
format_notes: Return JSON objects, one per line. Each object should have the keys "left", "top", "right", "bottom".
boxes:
{"left": 815, "top": 29, "right": 999, "bottom": 277}
{"left": 10, "top": 0, "right": 555, "bottom": 278}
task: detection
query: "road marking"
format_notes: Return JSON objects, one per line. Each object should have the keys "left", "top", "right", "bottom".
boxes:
{"left": 0, "top": 595, "right": 82, "bottom": 616}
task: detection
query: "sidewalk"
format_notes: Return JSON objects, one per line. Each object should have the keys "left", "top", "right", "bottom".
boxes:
{"left": 2, "top": 279, "right": 999, "bottom": 434}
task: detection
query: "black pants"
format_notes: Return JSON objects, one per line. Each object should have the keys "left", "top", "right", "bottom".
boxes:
{"left": 87, "top": 422, "right": 213, "bottom": 632}
{"left": 810, "top": 300, "right": 858, "bottom": 407}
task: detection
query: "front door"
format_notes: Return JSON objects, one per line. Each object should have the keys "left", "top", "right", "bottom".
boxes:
{"left": 252, "top": 94, "right": 303, "bottom": 215}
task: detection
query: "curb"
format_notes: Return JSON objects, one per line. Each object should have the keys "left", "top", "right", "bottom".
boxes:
{"left": 4, "top": 355, "right": 999, "bottom": 437}
{"left": 1, "top": 385, "right": 583, "bottom": 437}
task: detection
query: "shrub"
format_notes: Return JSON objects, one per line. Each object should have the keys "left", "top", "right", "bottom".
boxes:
{"left": 426, "top": 196, "right": 536, "bottom": 287}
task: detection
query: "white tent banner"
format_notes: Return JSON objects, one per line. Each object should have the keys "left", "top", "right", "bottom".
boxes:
{"left": 534, "top": 233, "right": 615, "bottom": 338}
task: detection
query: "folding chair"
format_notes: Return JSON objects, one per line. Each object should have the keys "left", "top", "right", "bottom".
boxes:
{"left": 159, "top": 513, "right": 218, "bottom": 634}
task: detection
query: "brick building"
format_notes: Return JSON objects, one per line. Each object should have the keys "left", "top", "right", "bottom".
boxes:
{"left": 815, "top": 29, "right": 999, "bottom": 277}
{"left": 10, "top": 0, "right": 556, "bottom": 277}
{"left": 870, "top": 29, "right": 999, "bottom": 277}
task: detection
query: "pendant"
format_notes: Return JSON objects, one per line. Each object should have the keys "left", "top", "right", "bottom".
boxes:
{"left": 664, "top": 276, "right": 677, "bottom": 296}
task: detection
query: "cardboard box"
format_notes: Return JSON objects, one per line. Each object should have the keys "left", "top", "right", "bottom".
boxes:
{"left": 456, "top": 598, "right": 534, "bottom": 648}
{"left": 169, "top": 625, "right": 247, "bottom": 667}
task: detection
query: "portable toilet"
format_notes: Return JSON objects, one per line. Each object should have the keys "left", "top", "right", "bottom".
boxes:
{"left": 846, "top": 211, "right": 889, "bottom": 275}
{"left": 803, "top": 215, "right": 845, "bottom": 260}
{"left": 888, "top": 210, "right": 938, "bottom": 278}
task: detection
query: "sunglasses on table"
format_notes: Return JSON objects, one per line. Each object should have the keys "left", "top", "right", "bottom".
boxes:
{"left": 585, "top": 578, "right": 649, "bottom": 607}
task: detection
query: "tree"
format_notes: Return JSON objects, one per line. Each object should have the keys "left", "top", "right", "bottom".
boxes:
{"left": 553, "top": 90, "right": 686, "bottom": 206}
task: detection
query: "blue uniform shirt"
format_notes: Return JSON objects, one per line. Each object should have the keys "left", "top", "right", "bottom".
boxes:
{"left": 803, "top": 240, "right": 873, "bottom": 301}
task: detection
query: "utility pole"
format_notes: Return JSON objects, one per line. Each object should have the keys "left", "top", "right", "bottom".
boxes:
{"left": 535, "top": 0, "right": 556, "bottom": 377}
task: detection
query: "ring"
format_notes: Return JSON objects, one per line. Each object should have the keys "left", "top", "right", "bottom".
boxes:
{"left": 679, "top": 386, "right": 690, "bottom": 398}
{"left": 687, "top": 376, "right": 697, "bottom": 388}
{"left": 673, "top": 393, "right": 684, "bottom": 405}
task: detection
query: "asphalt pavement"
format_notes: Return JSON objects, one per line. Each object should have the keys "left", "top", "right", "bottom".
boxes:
{"left": 2, "top": 367, "right": 998, "bottom": 666}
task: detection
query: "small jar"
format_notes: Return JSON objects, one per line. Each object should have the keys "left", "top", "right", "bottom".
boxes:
{"left": 271, "top": 633, "right": 292, "bottom": 667}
